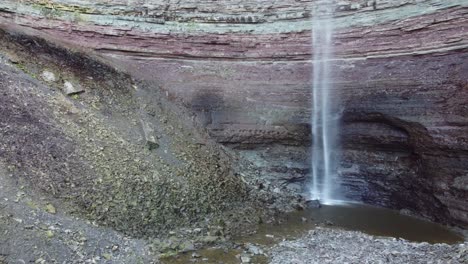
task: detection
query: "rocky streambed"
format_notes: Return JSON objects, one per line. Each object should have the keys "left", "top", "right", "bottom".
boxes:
{"left": 270, "top": 228, "right": 467, "bottom": 264}
{"left": 161, "top": 228, "right": 467, "bottom": 264}
{"left": 163, "top": 203, "right": 466, "bottom": 263}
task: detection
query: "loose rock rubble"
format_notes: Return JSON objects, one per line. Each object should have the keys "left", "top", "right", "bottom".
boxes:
{"left": 0, "top": 28, "right": 300, "bottom": 263}
{"left": 270, "top": 228, "right": 468, "bottom": 264}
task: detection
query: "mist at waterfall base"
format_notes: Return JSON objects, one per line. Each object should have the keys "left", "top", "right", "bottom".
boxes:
{"left": 309, "top": 4, "right": 344, "bottom": 205}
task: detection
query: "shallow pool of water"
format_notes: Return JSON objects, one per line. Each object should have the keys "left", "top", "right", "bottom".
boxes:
{"left": 163, "top": 203, "right": 464, "bottom": 263}
{"left": 243, "top": 203, "right": 464, "bottom": 245}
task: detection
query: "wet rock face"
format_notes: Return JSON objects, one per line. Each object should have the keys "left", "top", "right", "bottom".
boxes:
{"left": 0, "top": 0, "right": 467, "bottom": 227}
{"left": 338, "top": 52, "right": 468, "bottom": 226}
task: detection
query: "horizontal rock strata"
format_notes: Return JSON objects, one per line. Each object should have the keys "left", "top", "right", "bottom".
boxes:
{"left": 0, "top": 0, "right": 467, "bottom": 227}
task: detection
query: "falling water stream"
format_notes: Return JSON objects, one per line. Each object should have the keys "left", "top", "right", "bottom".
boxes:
{"left": 309, "top": 1, "right": 342, "bottom": 204}
{"left": 161, "top": 3, "right": 467, "bottom": 263}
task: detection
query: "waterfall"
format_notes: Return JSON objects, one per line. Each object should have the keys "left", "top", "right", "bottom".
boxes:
{"left": 309, "top": 1, "right": 342, "bottom": 204}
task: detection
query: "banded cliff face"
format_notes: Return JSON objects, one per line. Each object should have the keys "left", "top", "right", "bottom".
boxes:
{"left": 1, "top": 0, "right": 467, "bottom": 227}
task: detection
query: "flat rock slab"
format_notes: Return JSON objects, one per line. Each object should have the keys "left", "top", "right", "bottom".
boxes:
{"left": 305, "top": 200, "right": 321, "bottom": 208}
{"left": 40, "top": 70, "right": 57, "bottom": 82}
{"left": 63, "top": 81, "right": 84, "bottom": 95}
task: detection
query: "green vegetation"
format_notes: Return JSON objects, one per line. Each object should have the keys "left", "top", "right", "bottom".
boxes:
{"left": 37, "top": 5, "right": 63, "bottom": 19}
{"left": 13, "top": 62, "right": 37, "bottom": 78}
{"left": 30, "top": 0, "right": 96, "bottom": 20}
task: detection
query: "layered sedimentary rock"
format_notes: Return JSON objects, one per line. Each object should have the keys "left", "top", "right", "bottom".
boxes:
{"left": 0, "top": 0, "right": 467, "bottom": 227}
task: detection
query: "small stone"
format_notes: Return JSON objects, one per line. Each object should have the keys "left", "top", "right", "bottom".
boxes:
{"left": 301, "top": 217, "right": 307, "bottom": 222}
{"left": 102, "top": 253, "right": 112, "bottom": 260}
{"left": 40, "top": 71, "right": 57, "bottom": 82}
{"left": 8, "top": 56, "right": 20, "bottom": 64}
{"left": 306, "top": 200, "right": 321, "bottom": 208}
{"left": 399, "top": 209, "right": 412, "bottom": 216}
{"left": 240, "top": 255, "right": 251, "bottom": 263}
{"left": 46, "top": 230, "right": 54, "bottom": 238}
{"left": 191, "top": 252, "right": 201, "bottom": 258}
{"left": 78, "top": 235, "right": 87, "bottom": 243}
{"left": 63, "top": 81, "right": 84, "bottom": 95}
{"left": 201, "top": 236, "right": 218, "bottom": 243}
{"left": 246, "top": 244, "right": 263, "bottom": 255}
{"left": 180, "top": 241, "right": 195, "bottom": 252}
{"left": 46, "top": 204, "right": 56, "bottom": 214}
{"left": 35, "top": 258, "right": 46, "bottom": 264}
{"left": 141, "top": 120, "right": 159, "bottom": 150}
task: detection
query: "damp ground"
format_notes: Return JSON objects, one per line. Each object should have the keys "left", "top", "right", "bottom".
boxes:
{"left": 163, "top": 203, "right": 464, "bottom": 263}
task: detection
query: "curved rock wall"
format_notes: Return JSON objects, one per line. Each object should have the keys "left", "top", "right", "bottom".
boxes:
{"left": 1, "top": 0, "right": 467, "bottom": 227}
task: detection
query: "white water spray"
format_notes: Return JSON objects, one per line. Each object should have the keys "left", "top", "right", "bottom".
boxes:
{"left": 309, "top": 1, "right": 342, "bottom": 205}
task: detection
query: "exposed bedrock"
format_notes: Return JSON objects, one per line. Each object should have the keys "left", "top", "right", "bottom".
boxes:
{"left": 0, "top": 0, "right": 467, "bottom": 228}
